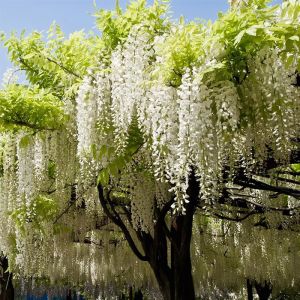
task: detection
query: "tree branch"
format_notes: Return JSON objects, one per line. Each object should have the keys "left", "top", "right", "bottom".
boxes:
{"left": 234, "top": 176, "right": 300, "bottom": 199}
{"left": 211, "top": 210, "right": 257, "bottom": 222}
{"left": 229, "top": 196, "right": 300, "bottom": 213}
{"left": 97, "top": 184, "right": 149, "bottom": 262}
{"left": 255, "top": 174, "right": 300, "bottom": 186}
{"left": 45, "top": 57, "right": 83, "bottom": 80}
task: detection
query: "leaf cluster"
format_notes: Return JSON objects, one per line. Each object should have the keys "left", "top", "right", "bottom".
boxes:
{"left": 212, "top": 0, "right": 300, "bottom": 81}
{"left": 154, "top": 0, "right": 300, "bottom": 86}
{"left": 154, "top": 22, "right": 205, "bottom": 86}
{"left": 3, "top": 25, "right": 103, "bottom": 98}
{"left": 97, "top": 119, "right": 144, "bottom": 186}
{"left": 0, "top": 24, "right": 105, "bottom": 132}
{"left": 95, "top": 0, "right": 170, "bottom": 56}
{"left": 0, "top": 84, "right": 66, "bottom": 131}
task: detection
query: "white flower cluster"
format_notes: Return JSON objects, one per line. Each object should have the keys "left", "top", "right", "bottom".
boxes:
{"left": 129, "top": 172, "right": 155, "bottom": 233}
{"left": 76, "top": 71, "right": 112, "bottom": 195}
{"left": 237, "top": 48, "right": 299, "bottom": 165}
{"left": 0, "top": 130, "right": 77, "bottom": 274}
{"left": 192, "top": 215, "right": 300, "bottom": 297}
{"left": 76, "top": 29, "right": 299, "bottom": 216}
{"left": 111, "top": 26, "right": 153, "bottom": 151}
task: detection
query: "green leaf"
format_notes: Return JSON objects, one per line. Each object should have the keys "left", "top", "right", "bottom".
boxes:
{"left": 99, "top": 145, "right": 108, "bottom": 159}
{"left": 91, "top": 144, "right": 97, "bottom": 159}
{"left": 288, "top": 35, "right": 299, "bottom": 41}
{"left": 47, "top": 160, "right": 56, "bottom": 179}
{"left": 19, "top": 135, "right": 31, "bottom": 148}
{"left": 234, "top": 30, "right": 246, "bottom": 45}
{"left": 115, "top": 156, "right": 127, "bottom": 170}
{"left": 246, "top": 26, "right": 257, "bottom": 36}
{"left": 23, "top": 53, "right": 36, "bottom": 59}
{"left": 97, "top": 169, "right": 110, "bottom": 186}
{"left": 291, "top": 164, "right": 300, "bottom": 172}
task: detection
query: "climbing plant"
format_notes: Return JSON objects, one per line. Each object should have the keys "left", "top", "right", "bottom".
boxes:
{"left": 0, "top": 0, "right": 299, "bottom": 299}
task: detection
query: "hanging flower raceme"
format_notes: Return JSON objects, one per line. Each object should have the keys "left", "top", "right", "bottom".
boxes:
{"left": 74, "top": 22, "right": 299, "bottom": 215}
{"left": 0, "top": 0, "right": 299, "bottom": 290}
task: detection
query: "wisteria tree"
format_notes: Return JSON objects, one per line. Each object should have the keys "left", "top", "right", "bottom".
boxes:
{"left": 0, "top": 0, "right": 299, "bottom": 299}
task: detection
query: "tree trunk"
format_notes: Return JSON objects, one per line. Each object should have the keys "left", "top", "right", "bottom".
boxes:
{"left": 97, "top": 171, "right": 199, "bottom": 300}
{"left": 147, "top": 227, "right": 173, "bottom": 300}
{"left": 66, "top": 289, "right": 73, "bottom": 300}
{"left": 254, "top": 281, "right": 272, "bottom": 300}
{"left": 247, "top": 279, "right": 253, "bottom": 300}
{"left": 0, "top": 256, "right": 14, "bottom": 300}
{"left": 170, "top": 190, "right": 197, "bottom": 299}
{"left": 148, "top": 207, "right": 196, "bottom": 300}
{"left": 171, "top": 241, "right": 195, "bottom": 300}
{"left": 134, "top": 289, "right": 143, "bottom": 300}
{"left": 151, "top": 171, "right": 198, "bottom": 300}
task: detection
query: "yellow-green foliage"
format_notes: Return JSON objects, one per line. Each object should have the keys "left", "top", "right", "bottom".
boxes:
{"left": 95, "top": 0, "right": 169, "bottom": 55}
{"left": 2, "top": 0, "right": 299, "bottom": 132}
{"left": 212, "top": 0, "right": 300, "bottom": 78}
{"left": 0, "top": 85, "right": 65, "bottom": 130}
{"left": 153, "top": 0, "right": 300, "bottom": 86}
{"left": 154, "top": 21, "right": 205, "bottom": 86}
{"left": 3, "top": 24, "right": 103, "bottom": 98}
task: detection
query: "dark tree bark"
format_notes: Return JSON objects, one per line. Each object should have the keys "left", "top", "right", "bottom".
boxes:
{"left": 120, "top": 287, "right": 143, "bottom": 300}
{"left": 134, "top": 289, "right": 143, "bottom": 300}
{"left": 66, "top": 289, "right": 74, "bottom": 300}
{"left": 170, "top": 172, "right": 199, "bottom": 300}
{"left": 254, "top": 281, "right": 272, "bottom": 300}
{"left": 129, "top": 286, "right": 133, "bottom": 300}
{"left": 247, "top": 279, "right": 253, "bottom": 300}
{"left": 0, "top": 256, "right": 14, "bottom": 300}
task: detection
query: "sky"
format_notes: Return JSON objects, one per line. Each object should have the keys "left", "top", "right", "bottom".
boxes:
{"left": 0, "top": 0, "right": 281, "bottom": 79}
